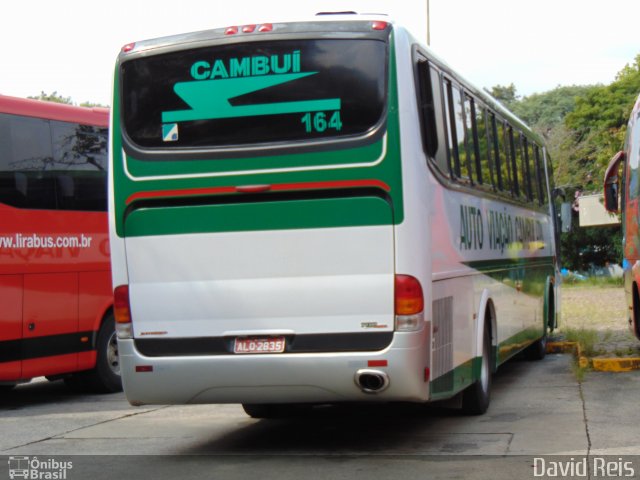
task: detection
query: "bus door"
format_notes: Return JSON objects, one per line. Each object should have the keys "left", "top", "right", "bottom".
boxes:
{"left": 0, "top": 272, "right": 22, "bottom": 380}
{"left": 3, "top": 210, "right": 81, "bottom": 380}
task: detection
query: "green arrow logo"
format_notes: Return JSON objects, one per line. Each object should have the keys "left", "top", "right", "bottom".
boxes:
{"left": 162, "top": 72, "right": 341, "bottom": 123}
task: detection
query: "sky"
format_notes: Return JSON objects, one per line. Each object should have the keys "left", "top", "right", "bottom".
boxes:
{"left": 1, "top": 0, "right": 639, "bottom": 106}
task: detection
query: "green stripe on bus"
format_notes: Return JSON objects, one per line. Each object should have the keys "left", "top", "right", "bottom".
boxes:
{"left": 124, "top": 196, "right": 393, "bottom": 237}
{"left": 430, "top": 357, "right": 480, "bottom": 399}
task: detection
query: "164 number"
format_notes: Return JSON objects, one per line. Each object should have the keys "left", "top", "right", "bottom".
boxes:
{"left": 301, "top": 111, "right": 342, "bottom": 133}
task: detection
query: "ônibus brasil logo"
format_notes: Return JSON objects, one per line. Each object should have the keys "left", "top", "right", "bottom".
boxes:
{"left": 7, "top": 457, "right": 72, "bottom": 480}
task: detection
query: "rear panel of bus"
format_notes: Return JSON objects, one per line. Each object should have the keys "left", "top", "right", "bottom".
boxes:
{"left": 110, "top": 20, "right": 432, "bottom": 404}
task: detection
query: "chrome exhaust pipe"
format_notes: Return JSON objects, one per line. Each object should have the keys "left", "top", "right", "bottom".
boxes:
{"left": 354, "top": 369, "right": 390, "bottom": 394}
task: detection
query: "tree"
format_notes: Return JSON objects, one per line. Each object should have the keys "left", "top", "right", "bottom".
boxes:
{"left": 560, "top": 217, "right": 622, "bottom": 271}
{"left": 487, "top": 83, "right": 519, "bottom": 110}
{"left": 562, "top": 54, "right": 640, "bottom": 191}
{"left": 511, "top": 85, "right": 591, "bottom": 135}
{"left": 26, "top": 92, "right": 108, "bottom": 108}
{"left": 28, "top": 91, "right": 73, "bottom": 105}
{"left": 80, "top": 101, "right": 109, "bottom": 108}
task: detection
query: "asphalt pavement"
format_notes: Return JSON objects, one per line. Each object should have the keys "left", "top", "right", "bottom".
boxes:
{"left": 1, "top": 353, "right": 640, "bottom": 479}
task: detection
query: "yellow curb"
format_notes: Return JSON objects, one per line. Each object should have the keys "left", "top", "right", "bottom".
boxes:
{"left": 547, "top": 341, "right": 640, "bottom": 372}
{"left": 591, "top": 358, "right": 640, "bottom": 372}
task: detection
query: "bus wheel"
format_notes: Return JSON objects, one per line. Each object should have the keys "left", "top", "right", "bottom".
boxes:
{"left": 461, "top": 322, "right": 491, "bottom": 415}
{"left": 527, "top": 291, "right": 552, "bottom": 361}
{"left": 526, "top": 326, "right": 547, "bottom": 361}
{"left": 74, "top": 313, "right": 122, "bottom": 393}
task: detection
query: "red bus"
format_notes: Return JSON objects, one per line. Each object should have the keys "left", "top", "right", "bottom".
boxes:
{"left": 604, "top": 92, "right": 640, "bottom": 342}
{"left": 0, "top": 95, "right": 120, "bottom": 392}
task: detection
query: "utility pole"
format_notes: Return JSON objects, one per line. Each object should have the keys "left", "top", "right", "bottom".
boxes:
{"left": 426, "top": 0, "right": 430, "bottom": 45}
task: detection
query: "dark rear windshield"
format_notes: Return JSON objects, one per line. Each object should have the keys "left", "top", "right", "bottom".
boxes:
{"left": 121, "top": 39, "right": 387, "bottom": 150}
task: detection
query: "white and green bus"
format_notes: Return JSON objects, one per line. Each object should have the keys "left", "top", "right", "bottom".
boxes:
{"left": 109, "top": 14, "right": 560, "bottom": 417}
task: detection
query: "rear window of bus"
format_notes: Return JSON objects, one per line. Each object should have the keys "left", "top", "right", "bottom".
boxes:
{"left": 120, "top": 39, "right": 387, "bottom": 151}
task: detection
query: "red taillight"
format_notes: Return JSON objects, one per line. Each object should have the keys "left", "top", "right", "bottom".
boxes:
{"left": 371, "top": 21, "right": 388, "bottom": 31}
{"left": 395, "top": 275, "right": 424, "bottom": 315}
{"left": 242, "top": 24, "right": 256, "bottom": 33}
{"left": 258, "top": 23, "right": 273, "bottom": 32}
{"left": 114, "top": 285, "right": 131, "bottom": 324}
{"left": 121, "top": 43, "right": 135, "bottom": 53}
{"left": 224, "top": 26, "right": 238, "bottom": 35}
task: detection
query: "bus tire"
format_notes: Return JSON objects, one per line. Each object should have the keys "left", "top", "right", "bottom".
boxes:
{"left": 461, "top": 321, "right": 491, "bottom": 415}
{"left": 527, "top": 289, "right": 552, "bottom": 361}
{"left": 242, "top": 403, "right": 288, "bottom": 419}
{"left": 85, "top": 313, "right": 122, "bottom": 393}
{"left": 633, "top": 284, "right": 640, "bottom": 340}
{"left": 526, "top": 326, "right": 547, "bottom": 361}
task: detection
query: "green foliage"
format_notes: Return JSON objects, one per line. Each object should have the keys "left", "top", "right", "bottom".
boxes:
{"left": 487, "top": 83, "right": 519, "bottom": 110}
{"left": 560, "top": 215, "right": 623, "bottom": 270}
{"left": 27, "top": 91, "right": 108, "bottom": 108}
{"left": 79, "top": 101, "right": 109, "bottom": 108}
{"left": 561, "top": 54, "right": 640, "bottom": 191}
{"left": 562, "top": 274, "right": 623, "bottom": 287}
{"left": 28, "top": 91, "right": 73, "bottom": 105}
{"left": 511, "top": 85, "right": 591, "bottom": 132}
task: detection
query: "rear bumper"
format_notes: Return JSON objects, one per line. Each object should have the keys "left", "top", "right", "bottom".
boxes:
{"left": 118, "top": 329, "right": 430, "bottom": 405}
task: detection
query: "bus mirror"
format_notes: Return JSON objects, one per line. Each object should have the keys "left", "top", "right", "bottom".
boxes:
{"left": 560, "top": 203, "right": 572, "bottom": 233}
{"left": 604, "top": 151, "right": 625, "bottom": 213}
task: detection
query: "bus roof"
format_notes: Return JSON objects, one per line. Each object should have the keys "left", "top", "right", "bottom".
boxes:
{"left": 118, "top": 13, "right": 394, "bottom": 56}
{"left": 0, "top": 94, "right": 109, "bottom": 127}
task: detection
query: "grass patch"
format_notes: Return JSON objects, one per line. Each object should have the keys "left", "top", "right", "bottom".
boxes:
{"left": 558, "top": 327, "right": 602, "bottom": 357}
{"left": 570, "top": 359, "right": 588, "bottom": 383}
{"left": 562, "top": 276, "right": 623, "bottom": 288}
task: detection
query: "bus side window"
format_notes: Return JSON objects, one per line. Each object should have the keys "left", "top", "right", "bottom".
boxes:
{"left": 488, "top": 113, "right": 502, "bottom": 190}
{"left": 443, "top": 81, "right": 470, "bottom": 182}
{"left": 0, "top": 114, "right": 56, "bottom": 210}
{"left": 51, "top": 121, "right": 108, "bottom": 212}
{"left": 442, "top": 79, "right": 460, "bottom": 179}
{"left": 462, "top": 94, "right": 476, "bottom": 183}
{"left": 0, "top": 113, "right": 108, "bottom": 212}
{"left": 414, "top": 58, "right": 438, "bottom": 159}
{"left": 474, "top": 101, "right": 494, "bottom": 188}
{"left": 523, "top": 138, "right": 535, "bottom": 202}
{"left": 533, "top": 145, "right": 546, "bottom": 204}
{"left": 507, "top": 127, "right": 521, "bottom": 197}
{"left": 627, "top": 116, "right": 640, "bottom": 202}
{"left": 496, "top": 119, "right": 512, "bottom": 193}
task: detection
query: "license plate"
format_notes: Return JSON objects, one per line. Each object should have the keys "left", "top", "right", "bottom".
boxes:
{"left": 234, "top": 337, "right": 286, "bottom": 354}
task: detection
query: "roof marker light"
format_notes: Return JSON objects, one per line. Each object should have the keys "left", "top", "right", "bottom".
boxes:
{"left": 122, "top": 43, "right": 135, "bottom": 53}
{"left": 258, "top": 23, "right": 273, "bottom": 32}
{"left": 224, "top": 26, "right": 238, "bottom": 35}
{"left": 371, "top": 21, "right": 388, "bottom": 30}
{"left": 242, "top": 24, "right": 256, "bottom": 33}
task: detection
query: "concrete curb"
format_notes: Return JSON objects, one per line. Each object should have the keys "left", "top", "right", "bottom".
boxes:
{"left": 547, "top": 341, "right": 640, "bottom": 372}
